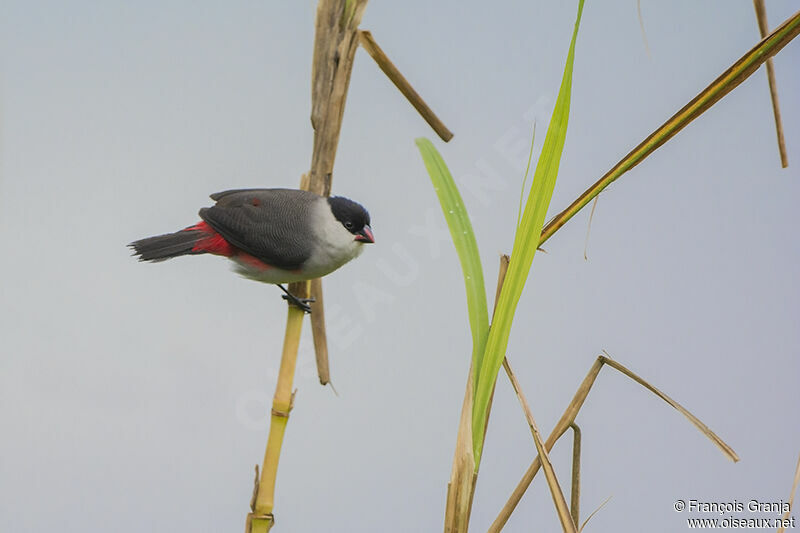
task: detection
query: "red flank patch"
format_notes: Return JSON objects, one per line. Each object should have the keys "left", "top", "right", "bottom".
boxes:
{"left": 188, "top": 221, "right": 235, "bottom": 257}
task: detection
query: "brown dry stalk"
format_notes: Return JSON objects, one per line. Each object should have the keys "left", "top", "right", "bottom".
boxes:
{"left": 444, "top": 364, "right": 478, "bottom": 533}
{"left": 488, "top": 358, "right": 602, "bottom": 533}
{"left": 297, "top": 173, "right": 331, "bottom": 386}
{"left": 502, "top": 356, "right": 577, "bottom": 532}
{"left": 309, "top": 0, "right": 370, "bottom": 198}
{"left": 578, "top": 496, "right": 612, "bottom": 532}
{"left": 358, "top": 30, "right": 453, "bottom": 142}
{"left": 485, "top": 255, "right": 583, "bottom": 530}
{"left": 304, "top": 0, "right": 370, "bottom": 380}
{"left": 308, "top": 277, "right": 330, "bottom": 385}
{"left": 489, "top": 354, "right": 738, "bottom": 532}
{"left": 752, "top": 0, "right": 789, "bottom": 168}
{"left": 569, "top": 423, "right": 582, "bottom": 527}
{"left": 777, "top": 452, "right": 800, "bottom": 533}
{"left": 600, "top": 353, "right": 738, "bottom": 461}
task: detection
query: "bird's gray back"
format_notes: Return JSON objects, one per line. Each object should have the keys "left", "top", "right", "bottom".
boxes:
{"left": 200, "top": 188, "right": 320, "bottom": 270}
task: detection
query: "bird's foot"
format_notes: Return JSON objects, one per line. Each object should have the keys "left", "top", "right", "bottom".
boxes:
{"left": 281, "top": 294, "right": 315, "bottom": 313}
{"left": 278, "top": 285, "right": 315, "bottom": 313}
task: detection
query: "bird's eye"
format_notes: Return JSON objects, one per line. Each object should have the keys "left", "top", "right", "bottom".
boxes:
{"left": 344, "top": 221, "right": 354, "bottom": 229}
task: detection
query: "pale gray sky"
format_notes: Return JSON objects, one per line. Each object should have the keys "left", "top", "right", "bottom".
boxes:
{"left": 1, "top": 1, "right": 799, "bottom": 532}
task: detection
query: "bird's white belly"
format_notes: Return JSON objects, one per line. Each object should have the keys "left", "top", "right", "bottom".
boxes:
{"left": 230, "top": 241, "right": 363, "bottom": 285}
{"left": 230, "top": 259, "right": 310, "bottom": 284}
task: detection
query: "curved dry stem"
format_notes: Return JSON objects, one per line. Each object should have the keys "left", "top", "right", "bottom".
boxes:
{"left": 489, "top": 353, "right": 738, "bottom": 531}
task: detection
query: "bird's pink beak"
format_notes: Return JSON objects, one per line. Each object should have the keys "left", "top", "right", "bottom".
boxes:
{"left": 355, "top": 225, "right": 374, "bottom": 243}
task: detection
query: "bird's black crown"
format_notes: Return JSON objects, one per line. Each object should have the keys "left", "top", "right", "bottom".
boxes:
{"left": 328, "top": 196, "right": 371, "bottom": 235}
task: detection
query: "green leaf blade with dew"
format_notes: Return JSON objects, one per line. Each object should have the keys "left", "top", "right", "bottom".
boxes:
{"left": 416, "top": 138, "right": 490, "bottom": 390}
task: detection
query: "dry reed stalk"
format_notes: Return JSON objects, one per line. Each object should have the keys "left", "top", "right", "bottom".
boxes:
{"left": 358, "top": 30, "right": 453, "bottom": 142}
{"left": 502, "top": 356, "right": 577, "bottom": 532}
{"left": 752, "top": 0, "right": 789, "bottom": 168}
{"left": 308, "top": 277, "right": 330, "bottom": 385}
{"left": 578, "top": 496, "right": 612, "bottom": 532}
{"left": 539, "top": 9, "right": 800, "bottom": 247}
{"left": 487, "top": 357, "right": 603, "bottom": 533}
{"left": 444, "top": 364, "right": 478, "bottom": 533}
{"left": 309, "top": 6, "right": 453, "bottom": 382}
{"left": 600, "top": 353, "right": 737, "bottom": 460}
{"left": 295, "top": 173, "right": 331, "bottom": 386}
{"left": 247, "top": 2, "right": 369, "bottom": 530}
{"left": 489, "top": 354, "right": 738, "bottom": 532}
{"left": 304, "top": 0, "right": 370, "bottom": 379}
{"left": 308, "top": 0, "right": 370, "bottom": 198}
{"left": 777, "top": 452, "right": 800, "bottom": 533}
{"left": 569, "top": 423, "right": 581, "bottom": 527}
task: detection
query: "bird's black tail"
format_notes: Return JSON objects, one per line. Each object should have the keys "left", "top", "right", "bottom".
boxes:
{"left": 129, "top": 229, "right": 206, "bottom": 262}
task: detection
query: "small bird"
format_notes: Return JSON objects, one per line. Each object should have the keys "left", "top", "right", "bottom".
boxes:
{"left": 129, "top": 188, "right": 374, "bottom": 312}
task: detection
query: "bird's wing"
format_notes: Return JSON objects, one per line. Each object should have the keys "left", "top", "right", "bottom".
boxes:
{"left": 199, "top": 189, "right": 319, "bottom": 270}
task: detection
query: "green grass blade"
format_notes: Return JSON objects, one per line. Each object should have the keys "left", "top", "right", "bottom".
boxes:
{"left": 472, "top": 0, "right": 585, "bottom": 465}
{"left": 416, "top": 138, "right": 490, "bottom": 388}
{"left": 516, "top": 121, "right": 537, "bottom": 233}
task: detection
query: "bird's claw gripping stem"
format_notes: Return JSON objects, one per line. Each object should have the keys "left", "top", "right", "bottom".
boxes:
{"left": 278, "top": 285, "right": 315, "bottom": 313}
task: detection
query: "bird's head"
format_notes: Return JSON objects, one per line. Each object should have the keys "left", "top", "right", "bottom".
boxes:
{"left": 328, "top": 196, "right": 374, "bottom": 244}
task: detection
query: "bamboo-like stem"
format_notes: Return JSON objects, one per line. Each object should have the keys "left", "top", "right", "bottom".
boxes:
{"left": 502, "top": 356, "right": 577, "bottom": 532}
{"left": 248, "top": 4, "right": 369, "bottom": 525}
{"left": 569, "top": 423, "right": 581, "bottom": 528}
{"left": 358, "top": 30, "right": 454, "bottom": 142}
{"left": 489, "top": 354, "right": 738, "bottom": 531}
{"left": 255, "top": 309, "right": 304, "bottom": 513}
{"left": 539, "top": 9, "right": 800, "bottom": 247}
{"left": 753, "top": 0, "right": 789, "bottom": 168}
{"left": 248, "top": 281, "right": 310, "bottom": 532}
